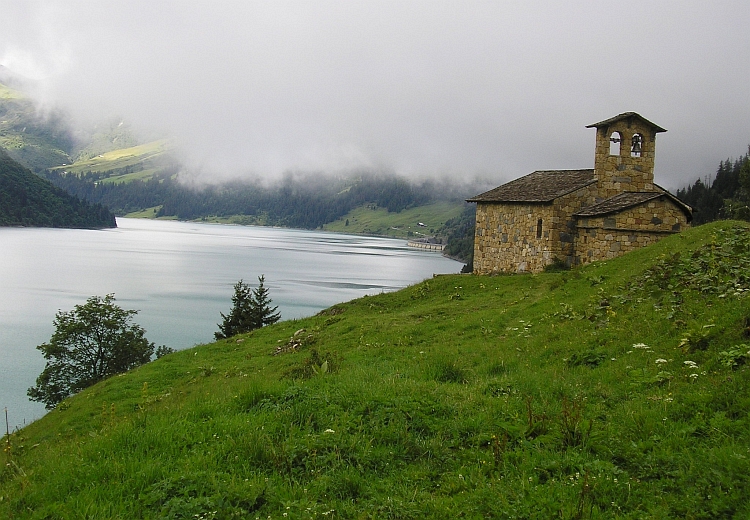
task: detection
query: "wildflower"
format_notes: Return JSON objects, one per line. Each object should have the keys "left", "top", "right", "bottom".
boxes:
{"left": 690, "top": 373, "right": 699, "bottom": 379}
{"left": 655, "top": 358, "right": 668, "bottom": 364}
{"left": 684, "top": 360, "right": 698, "bottom": 368}
{"left": 632, "top": 343, "right": 648, "bottom": 349}
{"left": 324, "top": 429, "right": 335, "bottom": 434}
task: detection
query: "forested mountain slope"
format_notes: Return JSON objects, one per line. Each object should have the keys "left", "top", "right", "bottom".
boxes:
{"left": 0, "top": 147, "right": 115, "bottom": 228}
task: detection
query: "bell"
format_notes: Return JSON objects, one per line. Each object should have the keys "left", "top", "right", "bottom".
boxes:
{"left": 631, "top": 134, "right": 642, "bottom": 155}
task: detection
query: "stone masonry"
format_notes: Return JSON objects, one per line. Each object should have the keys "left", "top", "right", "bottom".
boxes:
{"left": 576, "top": 196, "right": 689, "bottom": 265}
{"left": 468, "top": 112, "right": 692, "bottom": 274}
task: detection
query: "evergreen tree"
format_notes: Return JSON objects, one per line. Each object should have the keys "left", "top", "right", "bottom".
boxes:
{"left": 724, "top": 157, "right": 750, "bottom": 221}
{"left": 215, "top": 276, "right": 280, "bottom": 340}
{"left": 251, "top": 275, "right": 281, "bottom": 329}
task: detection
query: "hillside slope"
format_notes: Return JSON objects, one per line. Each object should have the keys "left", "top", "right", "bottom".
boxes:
{"left": 0, "top": 148, "right": 115, "bottom": 228}
{"left": 0, "top": 80, "right": 75, "bottom": 171}
{"left": 2, "top": 221, "right": 750, "bottom": 518}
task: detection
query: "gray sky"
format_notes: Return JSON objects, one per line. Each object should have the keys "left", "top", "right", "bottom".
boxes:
{"left": 1, "top": 1, "right": 748, "bottom": 189}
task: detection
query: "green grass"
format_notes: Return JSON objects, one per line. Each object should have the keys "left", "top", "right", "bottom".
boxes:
{"left": 52, "top": 140, "right": 169, "bottom": 177}
{"left": 123, "top": 206, "right": 164, "bottom": 219}
{"left": 98, "top": 168, "right": 161, "bottom": 184}
{"left": 0, "top": 83, "right": 23, "bottom": 100}
{"left": 3, "top": 221, "right": 750, "bottom": 518}
{"left": 323, "top": 201, "right": 463, "bottom": 238}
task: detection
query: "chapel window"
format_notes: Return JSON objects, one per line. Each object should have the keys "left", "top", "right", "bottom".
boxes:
{"left": 536, "top": 219, "right": 543, "bottom": 239}
{"left": 609, "top": 132, "right": 622, "bottom": 156}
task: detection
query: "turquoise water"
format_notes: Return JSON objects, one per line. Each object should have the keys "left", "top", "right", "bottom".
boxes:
{"left": 0, "top": 218, "right": 460, "bottom": 428}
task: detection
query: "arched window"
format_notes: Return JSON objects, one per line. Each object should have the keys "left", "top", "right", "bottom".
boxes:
{"left": 536, "top": 218, "right": 543, "bottom": 239}
{"left": 609, "top": 132, "right": 622, "bottom": 156}
{"left": 631, "top": 133, "right": 643, "bottom": 157}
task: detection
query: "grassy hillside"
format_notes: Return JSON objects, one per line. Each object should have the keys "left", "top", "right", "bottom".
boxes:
{"left": 2, "top": 221, "right": 750, "bottom": 518}
{"left": 0, "top": 83, "right": 24, "bottom": 100}
{"left": 0, "top": 84, "right": 74, "bottom": 171}
{"left": 323, "top": 201, "right": 464, "bottom": 238}
{"left": 50, "top": 139, "right": 171, "bottom": 182}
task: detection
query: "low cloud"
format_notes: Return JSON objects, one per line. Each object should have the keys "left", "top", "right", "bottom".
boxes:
{"left": 1, "top": 1, "right": 749, "bottom": 189}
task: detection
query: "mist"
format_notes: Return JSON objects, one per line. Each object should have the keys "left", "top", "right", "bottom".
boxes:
{"left": 1, "top": 1, "right": 749, "bottom": 189}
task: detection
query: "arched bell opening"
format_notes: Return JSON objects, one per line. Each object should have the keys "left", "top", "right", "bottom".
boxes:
{"left": 609, "top": 131, "right": 622, "bottom": 156}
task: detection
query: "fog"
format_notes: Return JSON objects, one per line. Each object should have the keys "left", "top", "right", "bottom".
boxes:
{"left": 1, "top": 1, "right": 749, "bottom": 189}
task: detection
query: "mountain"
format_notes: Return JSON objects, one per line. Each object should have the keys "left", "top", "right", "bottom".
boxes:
{"left": 0, "top": 147, "right": 115, "bottom": 228}
{"left": 0, "top": 64, "right": 32, "bottom": 91}
{"left": 0, "top": 72, "right": 75, "bottom": 171}
{"left": 2, "top": 220, "right": 749, "bottom": 517}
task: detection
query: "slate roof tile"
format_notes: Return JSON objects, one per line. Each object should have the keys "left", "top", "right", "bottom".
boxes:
{"left": 574, "top": 191, "right": 692, "bottom": 220}
{"left": 467, "top": 169, "right": 596, "bottom": 203}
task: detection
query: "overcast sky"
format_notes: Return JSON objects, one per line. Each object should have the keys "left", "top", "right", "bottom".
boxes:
{"left": 1, "top": 1, "right": 748, "bottom": 189}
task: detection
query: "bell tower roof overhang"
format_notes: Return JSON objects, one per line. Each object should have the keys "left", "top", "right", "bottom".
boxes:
{"left": 586, "top": 112, "right": 667, "bottom": 133}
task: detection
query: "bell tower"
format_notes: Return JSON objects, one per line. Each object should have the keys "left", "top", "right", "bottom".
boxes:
{"left": 586, "top": 112, "right": 667, "bottom": 200}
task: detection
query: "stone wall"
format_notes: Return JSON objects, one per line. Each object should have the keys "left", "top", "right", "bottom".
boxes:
{"left": 473, "top": 202, "right": 555, "bottom": 274}
{"left": 593, "top": 120, "right": 657, "bottom": 200}
{"left": 472, "top": 185, "right": 599, "bottom": 274}
{"left": 575, "top": 198, "right": 690, "bottom": 265}
{"left": 551, "top": 185, "right": 599, "bottom": 265}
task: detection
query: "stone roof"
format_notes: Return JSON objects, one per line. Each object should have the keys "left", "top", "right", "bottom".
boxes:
{"left": 586, "top": 112, "right": 667, "bottom": 133}
{"left": 467, "top": 169, "right": 596, "bottom": 203}
{"left": 574, "top": 191, "right": 692, "bottom": 220}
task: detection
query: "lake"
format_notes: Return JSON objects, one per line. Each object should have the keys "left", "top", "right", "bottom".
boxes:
{"left": 0, "top": 218, "right": 461, "bottom": 429}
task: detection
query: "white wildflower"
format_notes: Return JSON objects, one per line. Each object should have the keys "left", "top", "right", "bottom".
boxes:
{"left": 655, "top": 358, "right": 668, "bottom": 364}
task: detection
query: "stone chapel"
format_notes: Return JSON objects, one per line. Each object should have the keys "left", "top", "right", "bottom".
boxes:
{"left": 467, "top": 112, "right": 692, "bottom": 274}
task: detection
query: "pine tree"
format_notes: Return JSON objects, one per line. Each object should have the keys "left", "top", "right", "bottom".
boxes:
{"left": 251, "top": 275, "right": 281, "bottom": 329}
{"left": 215, "top": 276, "right": 280, "bottom": 340}
{"left": 214, "top": 280, "right": 254, "bottom": 340}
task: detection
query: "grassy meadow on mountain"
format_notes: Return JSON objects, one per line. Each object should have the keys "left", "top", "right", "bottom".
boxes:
{"left": 2, "top": 220, "right": 749, "bottom": 518}
{"left": 49, "top": 140, "right": 171, "bottom": 183}
{"left": 0, "top": 85, "right": 75, "bottom": 172}
{"left": 322, "top": 200, "right": 463, "bottom": 238}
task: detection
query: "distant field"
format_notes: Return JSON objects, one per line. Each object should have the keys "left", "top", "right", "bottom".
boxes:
{"left": 122, "top": 206, "right": 164, "bottom": 218}
{"left": 52, "top": 140, "right": 169, "bottom": 177}
{"left": 0, "top": 83, "right": 23, "bottom": 99}
{"left": 323, "top": 201, "right": 463, "bottom": 238}
{"left": 124, "top": 201, "right": 464, "bottom": 238}
{"left": 99, "top": 168, "right": 161, "bottom": 184}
